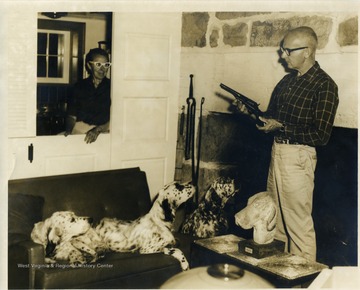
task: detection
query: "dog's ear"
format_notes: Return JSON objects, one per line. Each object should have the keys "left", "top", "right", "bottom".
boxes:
{"left": 48, "top": 226, "right": 63, "bottom": 245}
{"left": 31, "top": 218, "right": 57, "bottom": 246}
{"left": 266, "top": 204, "right": 277, "bottom": 231}
{"left": 31, "top": 221, "right": 48, "bottom": 245}
{"left": 205, "top": 187, "right": 222, "bottom": 209}
{"left": 161, "top": 199, "right": 174, "bottom": 222}
{"left": 204, "top": 183, "right": 215, "bottom": 203}
{"left": 45, "top": 240, "right": 57, "bottom": 257}
{"left": 31, "top": 218, "right": 63, "bottom": 251}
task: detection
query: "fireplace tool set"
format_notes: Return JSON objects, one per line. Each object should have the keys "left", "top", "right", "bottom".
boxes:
{"left": 180, "top": 74, "right": 204, "bottom": 204}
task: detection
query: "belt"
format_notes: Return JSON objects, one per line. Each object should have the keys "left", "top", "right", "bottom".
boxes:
{"left": 274, "top": 136, "right": 300, "bottom": 145}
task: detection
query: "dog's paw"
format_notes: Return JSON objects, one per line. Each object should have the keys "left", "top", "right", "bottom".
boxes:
{"left": 163, "top": 247, "right": 189, "bottom": 271}
{"left": 45, "top": 257, "right": 56, "bottom": 264}
{"left": 181, "top": 260, "right": 190, "bottom": 271}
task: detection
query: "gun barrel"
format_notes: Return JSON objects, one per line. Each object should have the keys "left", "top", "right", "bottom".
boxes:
{"left": 220, "top": 83, "right": 264, "bottom": 126}
{"left": 220, "top": 83, "right": 255, "bottom": 105}
{"left": 220, "top": 83, "right": 238, "bottom": 96}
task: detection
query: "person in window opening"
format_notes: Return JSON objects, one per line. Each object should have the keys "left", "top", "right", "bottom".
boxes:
{"left": 236, "top": 26, "right": 338, "bottom": 261}
{"left": 65, "top": 48, "right": 111, "bottom": 143}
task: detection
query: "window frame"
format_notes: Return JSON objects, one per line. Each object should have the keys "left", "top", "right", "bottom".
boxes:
{"left": 37, "top": 19, "right": 85, "bottom": 85}
{"left": 37, "top": 29, "right": 71, "bottom": 84}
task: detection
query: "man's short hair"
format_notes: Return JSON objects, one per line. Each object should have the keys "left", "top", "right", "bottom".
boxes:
{"left": 288, "top": 26, "right": 318, "bottom": 49}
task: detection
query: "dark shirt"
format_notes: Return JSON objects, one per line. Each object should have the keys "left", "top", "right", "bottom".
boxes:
{"left": 265, "top": 62, "right": 339, "bottom": 146}
{"left": 67, "top": 77, "right": 111, "bottom": 126}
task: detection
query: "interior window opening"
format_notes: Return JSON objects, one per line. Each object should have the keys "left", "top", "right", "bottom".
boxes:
{"left": 36, "top": 12, "right": 112, "bottom": 137}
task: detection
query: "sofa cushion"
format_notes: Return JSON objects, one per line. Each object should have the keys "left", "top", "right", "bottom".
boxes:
{"left": 8, "top": 167, "right": 152, "bottom": 223}
{"left": 34, "top": 252, "right": 181, "bottom": 289}
{"left": 8, "top": 193, "right": 44, "bottom": 245}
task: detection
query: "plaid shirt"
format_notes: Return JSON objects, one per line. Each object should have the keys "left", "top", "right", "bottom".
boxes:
{"left": 265, "top": 62, "right": 339, "bottom": 146}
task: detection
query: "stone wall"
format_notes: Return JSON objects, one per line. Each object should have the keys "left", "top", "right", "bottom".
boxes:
{"left": 182, "top": 12, "right": 357, "bottom": 48}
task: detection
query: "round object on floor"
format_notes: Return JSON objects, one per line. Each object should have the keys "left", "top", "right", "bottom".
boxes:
{"left": 161, "top": 263, "right": 275, "bottom": 289}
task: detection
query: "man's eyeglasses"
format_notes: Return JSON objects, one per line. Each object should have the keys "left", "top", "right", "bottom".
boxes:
{"left": 89, "top": 61, "right": 112, "bottom": 69}
{"left": 280, "top": 46, "right": 308, "bottom": 56}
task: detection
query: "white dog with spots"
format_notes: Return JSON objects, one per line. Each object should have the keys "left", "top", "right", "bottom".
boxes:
{"left": 95, "top": 181, "right": 195, "bottom": 271}
{"left": 31, "top": 211, "right": 107, "bottom": 264}
{"left": 180, "top": 177, "right": 240, "bottom": 238}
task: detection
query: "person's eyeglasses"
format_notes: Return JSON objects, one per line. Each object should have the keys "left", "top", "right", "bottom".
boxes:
{"left": 89, "top": 61, "right": 112, "bottom": 69}
{"left": 280, "top": 46, "right": 308, "bottom": 56}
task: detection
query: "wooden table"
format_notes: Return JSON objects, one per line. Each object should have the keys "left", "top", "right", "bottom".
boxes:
{"left": 191, "top": 234, "right": 328, "bottom": 288}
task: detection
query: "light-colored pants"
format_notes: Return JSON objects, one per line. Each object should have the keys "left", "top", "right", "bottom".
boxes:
{"left": 267, "top": 141, "right": 317, "bottom": 261}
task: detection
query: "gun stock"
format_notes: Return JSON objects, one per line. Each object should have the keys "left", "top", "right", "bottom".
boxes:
{"left": 220, "top": 83, "right": 264, "bottom": 126}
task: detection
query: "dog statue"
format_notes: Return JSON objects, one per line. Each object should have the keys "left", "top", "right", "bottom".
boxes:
{"left": 235, "top": 191, "right": 277, "bottom": 244}
{"left": 180, "top": 177, "right": 240, "bottom": 238}
{"left": 31, "top": 211, "right": 107, "bottom": 264}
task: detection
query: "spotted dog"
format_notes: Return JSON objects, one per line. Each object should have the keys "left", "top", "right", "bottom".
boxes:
{"left": 95, "top": 181, "right": 195, "bottom": 271}
{"left": 180, "top": 177, "right": 240, "bottom": 238}
{"left": 235, "top": 191, "right": 277, "bottom": 244}
{"left": 31, "top": 211, "right": 107, "bottom": 264}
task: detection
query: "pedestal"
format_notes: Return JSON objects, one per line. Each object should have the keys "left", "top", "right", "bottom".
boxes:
{"left": 238, "top": 239, "right": 285, "bottom": 259}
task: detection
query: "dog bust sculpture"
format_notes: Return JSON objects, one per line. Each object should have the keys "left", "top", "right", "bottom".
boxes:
{"left": 180, "top": 177, "right": 240, "bottom": 238}
{"left": 235, "top": 191, "right": 277, "bottom": 244}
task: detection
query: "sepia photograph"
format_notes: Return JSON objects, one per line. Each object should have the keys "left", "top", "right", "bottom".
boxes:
{"left": 2, "top": 0, "right": 359, "bottom": 289}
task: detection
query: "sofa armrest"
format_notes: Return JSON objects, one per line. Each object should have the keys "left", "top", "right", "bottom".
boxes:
{"left": 8, "top": 240, "right": 45, "bottom": 289}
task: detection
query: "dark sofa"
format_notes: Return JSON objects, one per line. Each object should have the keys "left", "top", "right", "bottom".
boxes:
{"left": 8, "top": 167, "right": 193, "bottom": 289}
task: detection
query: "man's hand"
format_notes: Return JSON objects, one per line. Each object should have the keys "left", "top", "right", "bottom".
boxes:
{"left": 84, "top": 122, "right": 109, "bottom": 144}
{"left": 256, "top": 117, "right": 283, "bottom": 133}
{"left": 85, "top": 127, "right": 101, "bottom": 144}
{"left": 234, "top": 100, "right": 257, "bottom": 120}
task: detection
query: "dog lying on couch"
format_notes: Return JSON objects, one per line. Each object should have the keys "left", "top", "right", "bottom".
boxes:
{"left": 31, "top": 211, "right": 106, "bottom": 265}
{"left": 31, "top": 181, "right": 195, "bottom": 271}
{"left": 235, "top": 191, "right": 277, "bottom": 244}
{"left": 96, "top": 181, "right": 195, "bottom": 270}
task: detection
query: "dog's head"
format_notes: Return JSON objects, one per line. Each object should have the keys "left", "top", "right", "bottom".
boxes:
{"left": 204, "top": 177, "right": 240, "bottom": 208}
{"left": 235, "top": 191, "right": 277, "bottom": 244}
{"left": 157, "top": 181, "right": 195, "bottom": 222}
{"left": 31, "top": 211, "right": 93, "bottom": 256}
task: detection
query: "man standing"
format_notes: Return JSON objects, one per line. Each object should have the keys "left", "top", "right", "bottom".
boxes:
{"left": 237, "top": 26, "right": 339, "bottom": 261}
